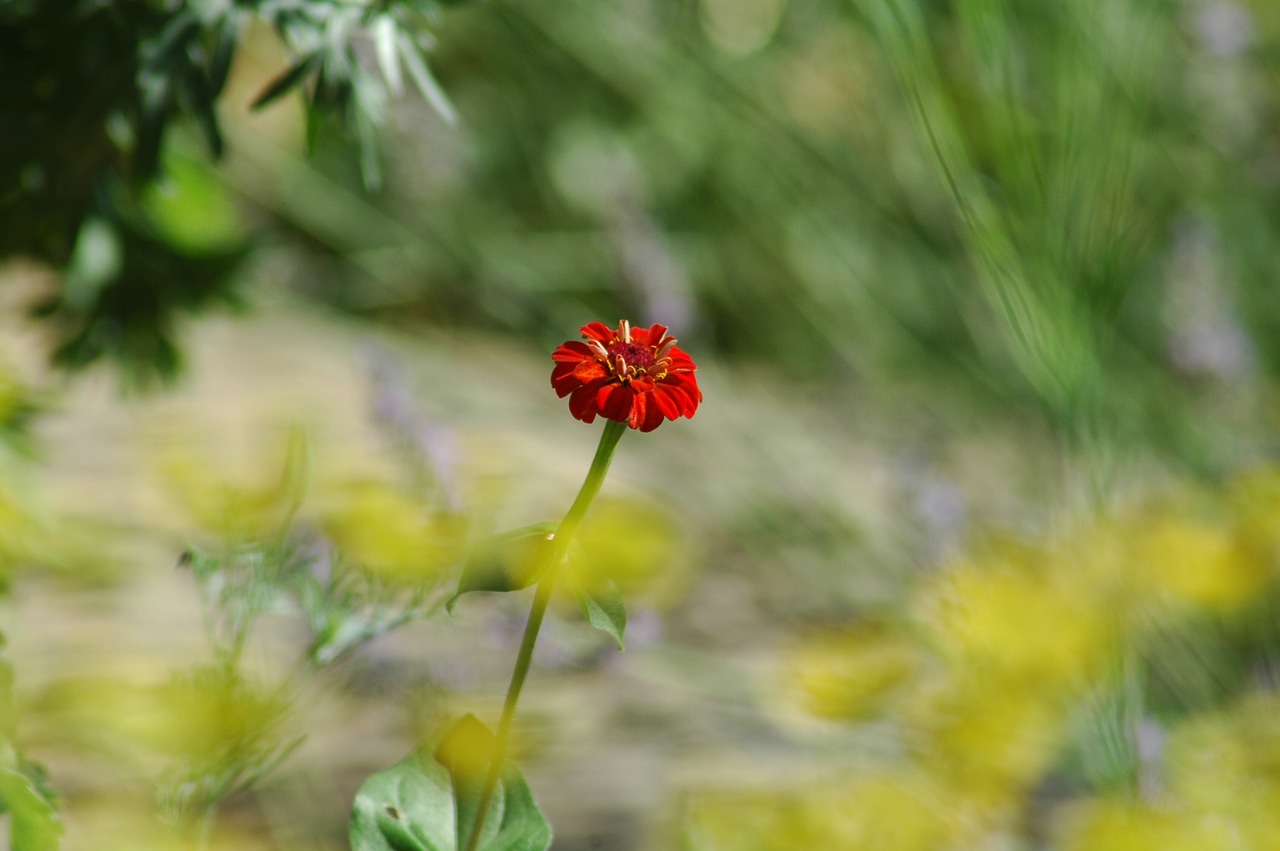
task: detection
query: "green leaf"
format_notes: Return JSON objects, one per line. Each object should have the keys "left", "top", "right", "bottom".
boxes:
{"left": 447, "top": 523, "right": 558, "bottom": 613}
{"left": 373, "top": 15, "right": 403, "bottom": 96}
{"left": 350, "top": 714, "right": 551, "bottom": 851}
{"left": 251, "top": 53, "right": 318, "bottom": 110}
{"left": 397, "top": 31, "right": 457, "bottom": 126}
{"left": 0, "top": 766, "right": 61, "bottom": 851}
{"left": 570, "top": 579, "right": 627, "bottom": 650}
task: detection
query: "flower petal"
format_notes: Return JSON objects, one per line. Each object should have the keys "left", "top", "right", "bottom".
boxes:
{"left": 573, "top": 359, "right": 608, "bottom": 383}
{"left": 628, "top": 392, "right": 647, "bottom": 429}
{"left": 581, "top": 322, "right": 615, "bottom": 344}
{"left": 552, "top": 341, "right": 594, "bottom": 363}
{"left": 638, "top": 395, "right": 665, "bottom": 431}
{"left": 651, "top": 383, "right": 684, "bottom": 419}
{"left": 569, "top": 381, "right": 602, "bottom": 422}
{"left": 667, "top": 375, "right": 701, "bottom": 415}
{"left": 552, "top": 363, "right": 581, "bottom": 397}
{"left": 598, "top": 383, "right": 635, "bottom": 422}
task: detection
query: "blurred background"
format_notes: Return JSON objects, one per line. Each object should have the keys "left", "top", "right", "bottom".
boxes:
{"left": 5, "top": 0, "right": 1280, "bottom": 848}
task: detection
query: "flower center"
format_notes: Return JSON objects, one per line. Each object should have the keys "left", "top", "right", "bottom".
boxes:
{"left": 608, "top": 341, "right": 656, "bottom": 373}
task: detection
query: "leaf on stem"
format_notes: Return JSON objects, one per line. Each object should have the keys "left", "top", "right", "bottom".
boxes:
{"left": 569, "top": 578, "right": 627, "bottom": 650}
{"left": 447, "top": 523, "right": 558, "bottom": 613}
{"left": 349, "top": 714, "right": 551, "bottom": 851}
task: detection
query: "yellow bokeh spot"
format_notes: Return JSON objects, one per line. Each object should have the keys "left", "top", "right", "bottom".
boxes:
{"left": 684, "top": 771, "right": 959, "bottom": 851}
{"left": 1166, "top": 694, "right": 1280, "bottom": 842}
{"left": 566, "top": 497, "right": 684, "bottom": 599}
{"left": 1129, "top": 514, "right": 1267, "bottom": 609}
{"left": 157, "top": 426, "right": 309, "bottom": 541}
{"left": 783, "top": 624, "right": 920, "bottom": 720}
{"left": 919, "top": 546, "right": 1112, "bottom": 688}
{"left": 910, "top": 681, "right": 1068, "bottom": 809}
{"left": 1056, "top": 798, "right": 1236, "bottom": 851}
{"left": 321, "top": 479, "right": 455, "bottom": 582}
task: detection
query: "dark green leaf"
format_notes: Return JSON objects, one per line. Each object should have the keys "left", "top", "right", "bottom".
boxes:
{"left": 570, "top": 579, "right": 627, "bottom": 650}
{"left": 208, "top": 13, "right": 243, "bottom": 96}
{"left": 182, "top": 52, "right": 224, "bottom": 159}
{"left": 251, "top": 53, "right": 318, "bottom": 110}
{"left": 146, "top": 10, "right": 199, "bottom": 68}
{"left": 350, "top": 715, "right": 551, "bottom": 851}
{"left": 447, "top": 523, "right": 558, "bottom": 614}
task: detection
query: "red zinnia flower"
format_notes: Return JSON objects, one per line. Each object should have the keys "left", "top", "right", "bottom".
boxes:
{"left": 551, "top": 320, "right": 702, "bottom": 432}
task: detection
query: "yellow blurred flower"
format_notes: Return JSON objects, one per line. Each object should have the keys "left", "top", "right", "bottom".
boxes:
{"left": 909, "top": 679, "right": 1068, "bottom": 810}
{"left": 567, "top": 496, "right": 686, "bottom": 600}
{"left": 918, "top": 543, "right": 1113, "bottom": 689}
{"left": 1056, "top": 798, "right": 1236, "bottom": 851}
{"left": 158, "top": 426, "right": 310, "bottom": 541}
{"left": 321, "top": 479, "right": 457, "bottom": 582}
{"left": 1166, "top": 694, "right": 1280, "bottom": 845}
{"left": 782, "top": 623, "right": 921, "bottom": 720}
{"left": 820, "top": 772, "right": 961, "bottom": 851}
{"left": 1227, "top": 466, "right": 1280, "bottom": 569}
{"left": 1127, "top": 512, "right": 1268, "bottom": 610}
{"left": 683, "top": 771, "right": 961, "bottom": 851}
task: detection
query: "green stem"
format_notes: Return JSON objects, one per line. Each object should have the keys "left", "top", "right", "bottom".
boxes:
{"left": 463, "top": 419, "right": 626, "bottom": 851}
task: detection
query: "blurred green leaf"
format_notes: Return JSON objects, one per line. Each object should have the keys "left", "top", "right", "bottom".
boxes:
{"left": 398, "top": 30, "right": 456, "bottom": 126}
{"left": 448, "top": 523, "right": 558, "bottom": 613}
{"left": 350, "top": 714, "right": 551, "bottom": 851}
{"left": 0, "top": 766, "right": 61, "bottom": 851}
{"left": 252, "top": 53, "right": 319, "bottom": 111}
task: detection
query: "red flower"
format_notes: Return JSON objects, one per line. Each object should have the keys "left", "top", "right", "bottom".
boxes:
{"left": 551, "top": 320, "right": 702, "bottom": 432}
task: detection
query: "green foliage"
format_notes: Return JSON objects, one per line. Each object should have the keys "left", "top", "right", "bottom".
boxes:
{"left": 350, "top": 715, "right": 552, "bottom": 851}
{"left": 0, "top": 0, "right": 462, "bottom": 383}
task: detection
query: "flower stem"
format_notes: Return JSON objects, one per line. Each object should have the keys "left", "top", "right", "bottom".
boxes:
{"left": 464, "top": 419, "right": 626, "bottom": 851}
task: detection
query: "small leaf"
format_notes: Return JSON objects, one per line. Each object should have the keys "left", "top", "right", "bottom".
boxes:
{"left": 397, "top": 31, "right": 457, "bottom": 126}
{"left": 0, "top": 766, "right": 62, "bottom": 851}
{"left": 251, "top": 53, "right": 318, "bottom": 110}
{"left": 146, "top": 10, "right": 200, "bottom": 67}
{"left": 182, "top": 54, "right": 224, "bottom": 159}
{"left": 350, "top": 715, "right": 551, "bottom": 851}
{"left": 448, "top": 523, "right": 558, "bottom": 613}
{"left": 373, "top": 15, "right": 403, "bottom": 96}
{"left": 570, "top": 579, "right": 627, "bottom": 650}
{"left": 208, "top": 12, "right": 243, "bottom": 96}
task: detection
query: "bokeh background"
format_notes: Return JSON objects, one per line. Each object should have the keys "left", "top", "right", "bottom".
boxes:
{"left": 6, "top": 0, "right": 1280, "bottom": 848}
